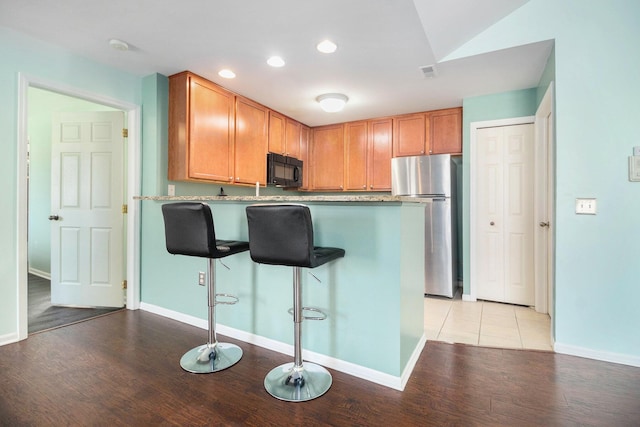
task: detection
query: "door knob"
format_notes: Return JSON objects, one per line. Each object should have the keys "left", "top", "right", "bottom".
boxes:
{"left": 539, "top": 221, "right": 550, "bottom": 227}
{"left": 48, "top": 215, "right": 60, "bottom": 221}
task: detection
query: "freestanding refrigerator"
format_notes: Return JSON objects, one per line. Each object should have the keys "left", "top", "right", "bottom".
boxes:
{"left": 391, "top": 154, "right": 458, "bottom": 297}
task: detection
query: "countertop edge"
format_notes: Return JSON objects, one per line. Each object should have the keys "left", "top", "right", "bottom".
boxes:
{"left": 132, "top": 195, "right": 429, "bottom": 203}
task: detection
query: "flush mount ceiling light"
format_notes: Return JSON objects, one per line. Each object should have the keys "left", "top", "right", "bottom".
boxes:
{"left": 109, "top": 38, "right": 129, "bottom": 51}
{"left": 316, "top": 93, "right": 348, "bottom": 112}
{"left": 267, "top": 56, "right": 285, "bottom": 67}
{"left": 316, "top": 39, "right": 337, "bottom": 54}
{"left": 218, "top": 69, "right": 236, "bottom": 79}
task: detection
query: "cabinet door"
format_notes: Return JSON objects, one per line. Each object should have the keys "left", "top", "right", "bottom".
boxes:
{"left": 368, "top": 118, "right": 392, "bottom": 191}
{"left": 234, "top": 96, "right": 268, "bottom": 185}
{"left": 344, "top": 121, "right": 368, "bottom": 191}
{"left": 299, "top": 125, "right": 310, "bottom": 190}
{"left": 268, "top": 111, "right": 285, "bottom": 155}
{"left": 393, "top": 113, "right": 426, "bottom": 157}
{"left": 189, "top": 76, "right": 235, "bottom": 182}
{"left": 285, "top": 118, "right": 301, "bottom": 159}
{"left": 312, "top": 124, "right": 344, "bottom": 190}
{"left": 430, "top": 107, "right": 462, "bottom": 154}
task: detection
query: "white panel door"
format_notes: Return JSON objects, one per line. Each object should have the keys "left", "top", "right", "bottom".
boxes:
{"left": 50, "top": 111, "right": 125, "bottom": 307}
{"left": 476, "top": 124, "right": 534, "bottom": 305}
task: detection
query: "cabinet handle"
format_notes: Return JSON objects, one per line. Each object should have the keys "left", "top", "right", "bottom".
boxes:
{"left": 420, "top": 150, "right": 425, "bottom": 154}
{"left": 362, "top": 185, "right": 366, "bottom": 189}
{"left": 490, "top": 221, "right": 495, "bottom": 226}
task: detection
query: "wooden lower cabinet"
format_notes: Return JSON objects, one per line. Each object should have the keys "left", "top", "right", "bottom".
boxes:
{"left": 234, "top": 96, "right": 268, "bottom": 185}
{"left": 169, "top": 71, "right": 235, "bottom": 182}
{"left": 311, "top": 124, "right": 344, "bottom": 191}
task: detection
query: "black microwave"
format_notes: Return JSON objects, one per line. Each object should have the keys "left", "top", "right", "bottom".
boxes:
{"left": 267, "top": 153, "right": 303, "bottom": 188}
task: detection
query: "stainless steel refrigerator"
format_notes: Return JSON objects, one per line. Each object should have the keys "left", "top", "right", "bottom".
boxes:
{"left": 391, "top": 154, "right": 458, "bottom": 297}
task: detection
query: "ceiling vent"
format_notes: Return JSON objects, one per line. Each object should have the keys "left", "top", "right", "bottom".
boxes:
{"left": 419, "top": 64, "right": 437, "bottom": 78}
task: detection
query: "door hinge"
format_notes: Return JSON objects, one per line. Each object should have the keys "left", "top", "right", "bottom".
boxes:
{"left": 122, "top": 280, "right": 128, "bottom": 289}
{"left": 122, "top": 204, "right": 128, "bottom": 214}
{"left": 122, "top": 128, "right": 128, "bottom": 138}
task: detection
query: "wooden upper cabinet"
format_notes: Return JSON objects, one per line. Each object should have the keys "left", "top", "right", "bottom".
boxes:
{"left": 168, "top": 71, "right": 235, "bottom": 182}
{"left": 368, "top": 118, "right": 393, "bottom": 191}
{"left": 430, "top": 107, "right": 462, "bottom": 154}
{"left": 392, "top": 108, "right": 461, "bottom": 157}
{"left": 285, "top": 118, "right": 301, "bottom": 159}
{"left": 268, "top": 111, "right": 285, "bottom": 155}
{"left": 234, "top": 96, "right": 268, "bottom": 185}
{"left": 299, "top": 125, "right": 310, "bottom": 190}
{"left": 344, "top": 121, "right": 368, "bottom": 191}
{"left": 312, "top": 124, "right": 344, "bottom": 191}
{"left": 392, "top": 113, "right": 427, "bottom": 157}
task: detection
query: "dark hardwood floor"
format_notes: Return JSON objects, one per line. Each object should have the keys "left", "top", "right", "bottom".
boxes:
{"left": 1, "top": 310, "right": 638, "bottom": 426}
{"left": 28, "top": 274, "right": 123, "bottom": 334}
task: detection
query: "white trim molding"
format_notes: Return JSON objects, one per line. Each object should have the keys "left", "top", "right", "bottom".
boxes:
{"left": 140, "top": 302, "right": 426, "bottom": 391}
{"left": 555, "top": 342, "right": 640, "bottom": 368}
{"left": 15, "top": 73, "right": 142, "bottom": 342}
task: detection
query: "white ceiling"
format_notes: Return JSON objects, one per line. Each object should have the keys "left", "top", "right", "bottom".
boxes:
{"left": 0, "top": 0, "right": 552, "bottom": 126}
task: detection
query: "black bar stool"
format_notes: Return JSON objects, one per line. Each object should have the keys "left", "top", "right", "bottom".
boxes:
{"left": 245, "top": 203, "right": 345, "bottom": 402}
{"left": 162, "top": 202, "right": 249, "bottom": 373}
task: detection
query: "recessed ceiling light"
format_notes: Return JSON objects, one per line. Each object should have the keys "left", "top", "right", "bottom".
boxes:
{"left": 267, "top": 56, "right": 285, "bottom": 67}
{"left": 317, "top": 39, "right": 337, "bottom": 54}
{"left": 218, "top": 69, "right": 236, "bottom": 79}
{"left": 109, "top": 38, "right": 129, "bottom": 51}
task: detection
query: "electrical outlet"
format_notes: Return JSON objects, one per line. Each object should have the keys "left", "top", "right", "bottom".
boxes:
{"left": 168, "top": 184, "right": 175, "bottom": 196}
{"left": 198, "top": 272, "right": 206, "bottom": 286}
{"left": 575, "top": 198, "right": 597, "bottom": 215}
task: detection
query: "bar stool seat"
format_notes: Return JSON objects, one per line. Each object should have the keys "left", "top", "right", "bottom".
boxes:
{"left": 162, "top": 202, "right": 249, "bottom": 373}
{"left": 246, "top": 203, "right": 345, "bottom": 402}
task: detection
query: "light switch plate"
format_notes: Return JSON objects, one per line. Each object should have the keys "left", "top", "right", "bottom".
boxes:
{"left": 168, "top": 184, "right": 176, "bottom": 196}
{"left": 576, "top": 198, "right": 597, "bottom": 215}
{"left": 629, "top": 156, "right": 640, "bottom": 182}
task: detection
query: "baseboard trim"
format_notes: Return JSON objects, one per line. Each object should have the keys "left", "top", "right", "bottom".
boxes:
{"left": 0, "top": 332, "right": 19, "bottom": 347}
{"left": 28, "top": 268, "right": 51, "bottom": 280}
{"left": 139, "top": 302, "right": 416, "bottom": 391}
{"left": 554, "top": 342, "right": 640, "bottom": 368}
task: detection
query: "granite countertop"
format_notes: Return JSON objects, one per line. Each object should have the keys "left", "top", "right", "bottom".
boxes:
{"left": 133, "top": 195, "right": 428, "bottom": 203}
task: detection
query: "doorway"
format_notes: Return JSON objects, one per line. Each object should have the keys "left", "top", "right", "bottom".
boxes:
{"left": 16, "top": 75, "right": 141, "bottom": 341}
{"left": 470, "top": 115, "right": 549, "bottom": 309}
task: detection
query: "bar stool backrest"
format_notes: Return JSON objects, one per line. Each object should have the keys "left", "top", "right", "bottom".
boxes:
{"left": 162, "top": 202, "right": 217, "bottom": 258}
{"left": 246, "top": 204, "right": 314, "bottom": 267}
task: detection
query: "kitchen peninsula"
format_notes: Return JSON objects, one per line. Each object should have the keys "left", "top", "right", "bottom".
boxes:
{"left": 135, "top": 194, "right": 426, "bottom": 390}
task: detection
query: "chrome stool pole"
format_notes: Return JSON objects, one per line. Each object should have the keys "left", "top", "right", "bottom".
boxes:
{"left": 264, "top": 266, "right": 332, "bottom": 402}
{"left": 180, "top": 258, "right": 242, "bottom": 373}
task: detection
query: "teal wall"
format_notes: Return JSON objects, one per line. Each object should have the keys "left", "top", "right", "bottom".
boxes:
{"left": 27, "top": 88, "right": 119, "bottom": 276}
{"left": 452, "top": 0, "right": 640, "bottom": 360}
{"left": 0, "top": 25, "right": 141, "bottom": 340}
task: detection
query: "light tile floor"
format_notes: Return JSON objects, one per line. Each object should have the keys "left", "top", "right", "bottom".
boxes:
{"left": 424, "top": 290, "right": 553, "bottom": 351}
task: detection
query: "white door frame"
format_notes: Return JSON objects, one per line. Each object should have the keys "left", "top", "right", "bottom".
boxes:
{"left": 469, "top": 116, "right": 535, "bottom": 303}
{"left": 16, "top": 73, "right": 141, "bottom": 340}
{"left": 534, "top": 83, "right": 555, "bottom": 318}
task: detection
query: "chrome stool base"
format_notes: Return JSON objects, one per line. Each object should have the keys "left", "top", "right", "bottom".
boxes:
{"left": 180, "top": 342, "right": 243, "bottom": 374}
{"left": 264, "top": 362, "right": 332, "bottom": 402}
